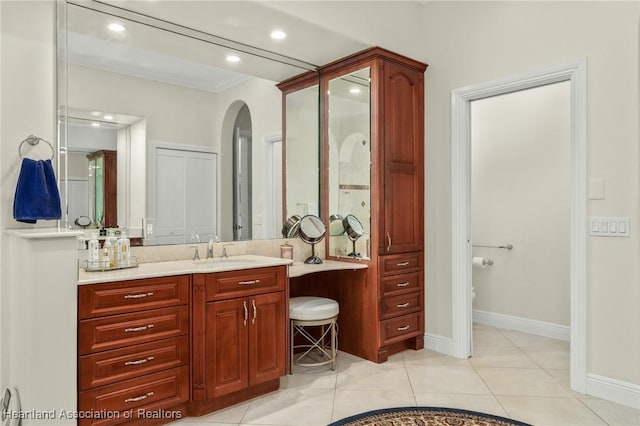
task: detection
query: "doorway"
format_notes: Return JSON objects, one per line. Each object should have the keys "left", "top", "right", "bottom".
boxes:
{"left": 231, "top": 105, "right": 252, "bottom": 241}
{"left": 450, "top": 60, "right": 588, "bottom": 393}
{"left": 470, "top": 82, "right": 571, "bottom": 354}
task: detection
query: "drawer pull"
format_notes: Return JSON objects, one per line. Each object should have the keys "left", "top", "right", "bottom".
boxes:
{"left": 396, "top": 302, "right": 410, "bottom": 308}
{"left": 124, "top": 392, "right": 154, "bottom": 403}
{"left": 124, "top": 292, "right": 154, "bottom": 299}
{"left": 124, "top": 356, "right": 155, "bottom": 366}
{"left": 397, "top": 261, "right": 410, "bottom": 267}
{"left": 397, "top": 282, "right": 410, "bottom": 287}
{"left": 397, "top": 325, "right": 411, "bottom": 331}
{"left": 239, "top": 279, "right": 260, "bottom": 285}
{"left": 124, "top": 324, "right": 155, "bottom": 333}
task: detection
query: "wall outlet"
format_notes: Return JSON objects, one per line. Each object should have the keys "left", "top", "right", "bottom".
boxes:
{"left": 590, "top": 217, "right": 630, "bottom": 237}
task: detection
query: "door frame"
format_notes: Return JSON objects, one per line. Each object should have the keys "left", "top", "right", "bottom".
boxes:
{"left": 450, "top": 59, "right": 588, "bottom": 393}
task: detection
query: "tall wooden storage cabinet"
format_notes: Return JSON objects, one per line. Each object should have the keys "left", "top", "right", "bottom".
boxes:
{"left": 281, "top": 47, "right": 427, "bottom": 363}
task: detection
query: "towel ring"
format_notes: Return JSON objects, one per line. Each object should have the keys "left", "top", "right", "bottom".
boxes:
{"left": 19, "top": 135, "right": 55, "bottom": 160}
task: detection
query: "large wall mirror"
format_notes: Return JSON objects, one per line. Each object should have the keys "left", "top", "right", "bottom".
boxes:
{"left": 57, "top": 1, "right": 319, "bottom": 245}
{"left": 327, "top": 67, "right": 371, "bottom": 259}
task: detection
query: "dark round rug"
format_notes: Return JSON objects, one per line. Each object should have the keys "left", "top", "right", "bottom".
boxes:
{"left": 328, "top": 406, "right": 532, "bottom": 426}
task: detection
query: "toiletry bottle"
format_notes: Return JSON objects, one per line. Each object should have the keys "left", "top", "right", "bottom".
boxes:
{"left": 280, "top": 241, "right": 293, "bottom": 259}
{"left": 104, "top": 230, "right": 116, "bottom": 268}
{"left": 118, "top": 232, "right": 130, "bottom": 266}
{"left": 88, "top": 232, "right": 100, "bottom": 268}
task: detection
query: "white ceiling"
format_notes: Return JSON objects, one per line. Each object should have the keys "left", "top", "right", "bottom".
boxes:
{"left": 65, "top": 1, "right": 370, "bottom": 93}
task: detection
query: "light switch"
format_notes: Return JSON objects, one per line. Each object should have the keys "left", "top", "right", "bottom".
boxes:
{"left": 590, "top": 217, "right": 630, "bottom": 237}
{"left": 589, "top": 178, "right": 605, "bottom": 200}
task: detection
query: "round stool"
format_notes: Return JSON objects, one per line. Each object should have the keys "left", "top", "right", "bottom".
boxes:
{"left": 289, "top": 296, "right": 339, "bottom": 372}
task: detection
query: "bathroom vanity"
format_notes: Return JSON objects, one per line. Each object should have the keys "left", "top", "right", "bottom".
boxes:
{"left": 76, "top": 256, "right": 291, "bottom": 425}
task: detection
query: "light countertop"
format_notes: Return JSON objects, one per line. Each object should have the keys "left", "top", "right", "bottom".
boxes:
{"left": 77, "top": 256, "right": 368, "bottom": 285}
{"left": 78, "top": 254, "right": 293, "bottom": 285}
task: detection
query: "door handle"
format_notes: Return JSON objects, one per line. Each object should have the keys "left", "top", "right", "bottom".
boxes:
{"left": 252, "top": 299, "right": 257, "bottom": 324}
{"left": 386, "top": 233, "right": 391, "bottom": 251}
{"left": 243, "top": 301, "right": 248, "bottom": 326}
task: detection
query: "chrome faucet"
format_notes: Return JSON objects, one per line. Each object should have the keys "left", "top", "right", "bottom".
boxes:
{"left": 207, "top": 235, "right": 219, "bottom": 259}
{"left": 191, "top": 233, "right": 201, "bottom": 261}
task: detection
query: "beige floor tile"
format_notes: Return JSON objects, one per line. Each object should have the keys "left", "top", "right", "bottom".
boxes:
{"left": 331, "top": 389, "right": 416, "bottom": 422}
{"left": 476, "top": 367, "right": 573, "bottom": 397}
{"left": 281, "top": 366, "right": 337, "bottom": 390}
{"left": 498, "top": 396, "right": 607, "bottom": 425}
{"left": 502, "top": 330, "right": 570, "bottom": 351}
{"left": 473, "top": 326, "right": 517, "bottom": 347}
{"left": 241, "top": 388, "right": 334, "bottom": 426}
{"left": 407, "top": 365, "right": 492, "bottom": 395}
{"left": 526, "top": 348, "right": 570, "bottom": 370}
{"left": 336, "top": 358, "right": 412, "bottom": 392}
{"left": 579, "top": 396, "right": 640, "bottom": 426}
{"left": 414, "top": 392, "right": 509, "bottom": 418}
{"left": 469, "top": 345, "right": 539, "bottom": 369}
{"left": 403, "top": 348, "right": 472, "bottom": 367}
{"left": 179, "top": 402, "right": 249, "bottom": 424}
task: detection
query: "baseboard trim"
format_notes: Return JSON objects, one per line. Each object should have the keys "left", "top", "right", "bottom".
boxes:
{"left": 473, "top": 309, "right": 570, "bottom": 342}
{"left": 586, "top": 373, "right": 640, "bottom": 410}
{"left": 423, "top": 333, "right": 456, "bottom": 357}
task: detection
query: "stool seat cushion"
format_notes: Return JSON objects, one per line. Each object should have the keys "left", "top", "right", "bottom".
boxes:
{"left": 289, "top": 296, "right": 339, "bottom": 321}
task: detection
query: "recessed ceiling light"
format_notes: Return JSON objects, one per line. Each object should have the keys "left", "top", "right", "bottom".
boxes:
{"left": 226, "top": 54, "right": 240, "bottom": 63}
{"left": 91, "top": 111, "right": 101, "bottom": 117}
{"left": 104, "top": 115, "right": 113, "bottom": 120}
{"left": 91, "top": 122, "right": 101, "bottom": 127}
{"left": 270, "top": 30, "right": 287, "bottom": 40}
{"left": 350, "top": 87, "right": 362, "bottom": 94}
{"left": 108, "top": 23, "right": 126, "bottom": 32}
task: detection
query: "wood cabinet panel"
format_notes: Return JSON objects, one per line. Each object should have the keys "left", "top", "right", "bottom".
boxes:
{"left": 79, "top": 275, "right": 189, "bottom": 319}
{"left": 380, "top": 253, "right": 422, "bottom": 276}
{"left": 249, "top": 292, "right": 286, "bottom": 385}
{"left": 205, "top": 267, "right": 285, "bottom": 301}
{"left": 380, "top": 272, "right": 421, "bottom": 297}
{"left": 79, "top": 336, "right": 189, "bottom": 391}
{"left": 78, "top": 366, "right": 188, "bottom": 426}
{"left": 205, "top": 298, "right": 249, "bottom": 398}
{"left": 79, "top": 306, "right": 189, "bottom": 355}
{"left": 380, "top": 312, "right": 422, "bottom": 345}
{"left": 380, "top": 292, "right": 423, "bottom": 320}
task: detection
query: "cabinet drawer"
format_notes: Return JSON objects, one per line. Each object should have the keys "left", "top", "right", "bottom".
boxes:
{"left": 205, "top": 267, "right": 285, "bottom": 301}
{"left": 79, "top": 306, "right": 189, "bottom": 355}
{"left": 379, "top": 253, "right": 422, "bottom": 276}
{"left": 380, "top": 312, "right": 422, "bottom": 345}
{"left": 380, "top": 272, "right": 421, "bottom": 297}
{"left": 78, "top": 366, "right": 189, "bottom": 426}
{"left": 380, "top": 292, "right": 422, "bottom": 320}
{"left": 79, "top": 276, "right": 189, "bottom": 319}
{"left": 79, "top": 336, "right": 189, "bottom": 391}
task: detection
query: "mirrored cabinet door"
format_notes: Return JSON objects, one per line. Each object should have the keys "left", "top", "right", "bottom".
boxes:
{"left": 326, "top": 68, "right": 371, "bottom": 259}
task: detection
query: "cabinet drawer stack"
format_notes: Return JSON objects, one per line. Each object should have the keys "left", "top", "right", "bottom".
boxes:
{"left": 78, "top": 276, "right": 190, "bottom": 426}
{"left": 378, "top": 253, "right": 424, "bottom": 346}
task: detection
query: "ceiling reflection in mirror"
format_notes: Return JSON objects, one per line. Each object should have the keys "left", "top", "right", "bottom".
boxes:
{"left": 58, "top": 1, "right": 318, "bottom": 245}
{"left": 327, "top": 68, "right": 371, "bottom": 259}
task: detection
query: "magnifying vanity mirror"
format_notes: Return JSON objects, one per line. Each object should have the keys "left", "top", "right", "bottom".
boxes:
{"left": 298, "top": 215, "right": 326, "bottom": 264}
{"left": 327, "top": 67, "right": 371, "bottom": 259}
{"left": 57, "top": 0, "right": 323, "bottom": 246}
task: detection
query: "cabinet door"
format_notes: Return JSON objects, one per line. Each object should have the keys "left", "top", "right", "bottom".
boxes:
{"left": 249, "top": 292, "right": 286, "bottom": 385}
{"left": 205, "top": 298, "right": 249, "bottom": 398}
{"left": 382, "top": 62, "right": 424, "bottom": 254}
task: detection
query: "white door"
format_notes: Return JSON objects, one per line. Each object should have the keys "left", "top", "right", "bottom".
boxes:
{"left": 154, "top": 147, "right": 217, "bottom": 244}
{"left": 234, "top": 129, "right": 252, "bottom": 241}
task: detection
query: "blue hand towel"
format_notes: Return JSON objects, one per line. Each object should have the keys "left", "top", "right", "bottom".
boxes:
{"left": 13, "top": 158, "right": 62, "bottom": 223}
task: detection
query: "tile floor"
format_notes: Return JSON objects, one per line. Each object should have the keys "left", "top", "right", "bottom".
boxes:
{"left": 176, "top": 324, "right": 640, "bottom": 426}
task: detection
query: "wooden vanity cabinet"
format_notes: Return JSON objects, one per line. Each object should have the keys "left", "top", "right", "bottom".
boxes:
{"left": 190, "top": 266, "right": 287, "bottom": 416}
{"left": 77, "top": 275, "right": 190, "bottom": 426}
{"left": 315, "top": 47, "right": 427, "bottom": 363}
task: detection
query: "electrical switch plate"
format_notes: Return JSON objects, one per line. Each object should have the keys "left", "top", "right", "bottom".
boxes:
{"left": 590, "top": 217, "right": 630, "bottom": 237}
{"left": 589, "top": 178, "right": 605, "bottom": 200}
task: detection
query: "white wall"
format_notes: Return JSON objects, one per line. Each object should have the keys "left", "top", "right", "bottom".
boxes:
{"left": 420, "top": 1, "right": 640, "bottom": 387}
{"left": 471, "top": 82, "right": 571, "bottom": 327}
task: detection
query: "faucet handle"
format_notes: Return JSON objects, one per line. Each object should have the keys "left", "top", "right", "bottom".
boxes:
{"left": 191, "top": 244, "right": 201, "bottom": 261}
{"left": 221, "top": 243, "right": 233, "bottom": 258}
